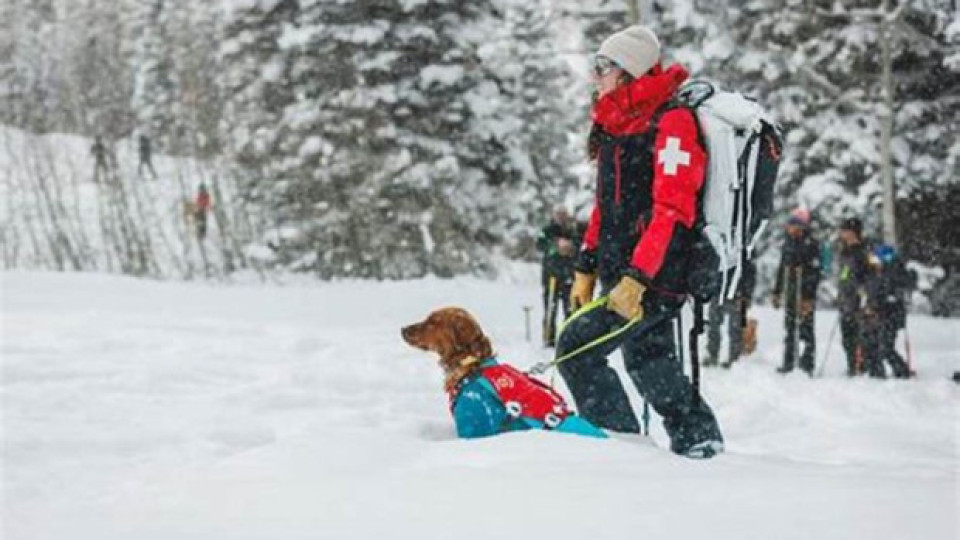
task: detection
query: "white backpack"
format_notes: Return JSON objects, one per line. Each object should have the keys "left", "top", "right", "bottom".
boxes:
{"left": 671, "top": 80, "right": 783, "bottom": 302}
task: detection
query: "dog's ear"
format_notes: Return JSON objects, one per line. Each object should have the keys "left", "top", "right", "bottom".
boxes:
{"left": 445, "top": 310, "right": 475, "bottom": 344}
{"left": 448, "top": 314, "right": 471, "bottom": 343}
{"left": 449, "top": 310, "right": 492, "bottom": 360}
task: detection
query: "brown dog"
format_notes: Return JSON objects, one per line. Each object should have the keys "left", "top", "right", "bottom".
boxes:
{"left": 402, "top": 307, "right": 606, "bottom": 439}
{"left": 401, "top": 307, "right": 494, "bottom": 393}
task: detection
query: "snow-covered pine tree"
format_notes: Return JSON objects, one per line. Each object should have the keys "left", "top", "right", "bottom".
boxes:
{"left": 229, "top": 0, "right": 533, "bottom": 279}
{"left": 130, "top": 0, "right": 185, "bottom": 153}
{"left": 164, "top": 1, "right": 223, "bottom": 157}
{"left": 479, "top": 0, "right": 589, "bottom": 259}
{"left": 60, "top": 0, "right": 135, "bottom": 138}
{"left": 218, "top": 0, "right": 298, "bottom": 221}
{"left": 0, "top": 0, "right": 69, "bottom": 133}
{"left": 889, "top": 2, "right": 959, "bottom": 198}
{"left": 709, "top": 1, "right": 957, "bottom": 236}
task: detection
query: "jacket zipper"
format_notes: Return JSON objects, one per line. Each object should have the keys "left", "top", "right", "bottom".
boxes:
{"left": 614, "top": 145, "right": 622, "bottom": 205}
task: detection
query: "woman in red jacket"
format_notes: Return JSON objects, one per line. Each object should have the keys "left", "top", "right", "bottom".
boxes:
{"left": 558, "top": 25, "right": 724, "bottom": 458}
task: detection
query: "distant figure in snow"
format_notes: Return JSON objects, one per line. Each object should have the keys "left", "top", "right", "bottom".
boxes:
{"left": 138, "top": 134, "right": 158, "bottom": 179}
{"left": 771, "top": 208, "right": 821, "bottom": 375}
{"left": 860, "top": 244, "right": 914, "bottom": 379}
{"left": 835, "top": 217, "right": 873, "bottom": 376}
{"left": 536, "top": 205, "right": 577, "bottom": 347}
{"left": 91, "top": 135, "right": 110, "bottom": 182}
{"left": 194, "top": 184, "right": 211, "bottom": 240}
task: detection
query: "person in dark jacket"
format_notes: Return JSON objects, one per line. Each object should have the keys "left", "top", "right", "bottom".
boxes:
{"left": 707, "top": 259, "right": 757, "bottom": 367}
{"left": 138, "top": 134, "right": 158, "bottom": 179}
{"left": 558, "top": 25, "right": 724, "bottom": 459}
{"left": 91, "top": 135, "right": 110, "bottom": 181}
{"left": 835, "top": 217, "right": 873, "bottom": 376}
{"left": 771, "top": 208, "right": 821, "bottom": 374}
{"left": 536, "top": 206, "right": 578, "bottom": 347}
{"left": 860, "top": 244, "right": 914, "bottom": 379}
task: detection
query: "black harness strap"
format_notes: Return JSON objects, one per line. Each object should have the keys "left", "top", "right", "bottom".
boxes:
{"left": 690, "top": 300, "right": 704, "bottom": 405}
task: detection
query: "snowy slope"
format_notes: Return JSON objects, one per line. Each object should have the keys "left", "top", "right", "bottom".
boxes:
{"left": 2, "top": 269, "right": 957, "bottom": 540}
{"left": 0, "top": 127, "right": 248, "bottom": 279}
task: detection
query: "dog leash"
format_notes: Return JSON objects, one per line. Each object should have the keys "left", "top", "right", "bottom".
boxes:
{"left": 528, "top": 296, "right": 642, "bottom": 376}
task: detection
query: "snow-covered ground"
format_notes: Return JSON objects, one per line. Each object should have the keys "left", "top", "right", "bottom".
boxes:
{"left": 2, "top": 269, "right": 957, "bottom": 540}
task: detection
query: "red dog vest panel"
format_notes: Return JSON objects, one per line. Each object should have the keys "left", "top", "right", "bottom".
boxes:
{"left": 479, "top": 364, "right": 570, "bottom": 428}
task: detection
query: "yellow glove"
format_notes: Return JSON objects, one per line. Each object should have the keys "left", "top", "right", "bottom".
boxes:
{"left": 800, "top": 299, "right": 814, "bottom": 317}
{"left": 607, "top": 274, "right": 646, "bottom": 320}
{"left": 570, "top": 271, "right": 597, "bottom": 311}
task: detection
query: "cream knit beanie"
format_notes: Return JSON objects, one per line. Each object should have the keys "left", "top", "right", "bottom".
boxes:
{"left": 597, "top": 25, "right": 661, "bottom": 78}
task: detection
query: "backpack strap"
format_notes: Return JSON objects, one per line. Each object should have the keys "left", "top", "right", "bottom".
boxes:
{"left": 689, "top": 300, "right": 705, "bottom": 405}
{"left": 648, "top": 100, "right": 708, "bottom": 156}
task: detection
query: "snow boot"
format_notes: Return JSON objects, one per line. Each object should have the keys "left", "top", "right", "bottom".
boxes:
{"left": 681, "top": 440, "right": 724, "bottom": 459}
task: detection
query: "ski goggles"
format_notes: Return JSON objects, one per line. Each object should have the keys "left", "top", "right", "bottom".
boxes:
{"left": 593, "top": 55, "right": 621, "bottom": 78}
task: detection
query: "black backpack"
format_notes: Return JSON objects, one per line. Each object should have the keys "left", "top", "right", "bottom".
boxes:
{"left": 658, "top": 80, "right": 783, "bottom": 398}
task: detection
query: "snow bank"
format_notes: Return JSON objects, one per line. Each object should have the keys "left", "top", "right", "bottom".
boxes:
{"left": 2, "top": 270, "right": 957, "bottom": 540}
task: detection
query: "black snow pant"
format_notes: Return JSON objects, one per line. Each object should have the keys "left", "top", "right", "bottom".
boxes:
{"left": 839, "top": 310, "right": 862, "bottom": 376}
{"left": 139, "top": 158, "right": 158, "bottom": 179}
{"left": 861, "top": 316, "right": 910, "bottom": 379}
{"left": 556, "top": 293, "right": 723, "bottom": 455}
{"left": 707, "top": 297, "right": 746, "bottom": 366}
{"left": 782, "top": 298, "right": 815, "bottom": 374}
{"left": 195, "top": 211, "right": 208, "bottom": 240}
{"left": 541, "top": 270, "right": 572, "bottom": 347}
{"left": 94, "top": 160, "right": 109, "bottom": 182}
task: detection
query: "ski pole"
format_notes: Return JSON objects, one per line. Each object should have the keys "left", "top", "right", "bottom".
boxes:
{"left": 816, "top": 311, "right": 841, "bottom": 377}
{"left": 795, "top": 266, "right": 803, "bottom": 371}
{"left": 523, "top": 305, "right": 532, "bottom": 342}
{"left": 689, "top": 300, "right": 704, "bottom": 405}
{"left": 641, "top": 401, "right": 651, "bottom": 437}
{"left": 543, "top": 275, "right": 557, "bottom": 345}
{"left": 904, "top": 322, "right": 915, "bottom": 377}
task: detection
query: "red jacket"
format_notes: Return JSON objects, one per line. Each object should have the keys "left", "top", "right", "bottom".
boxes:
{"left": 195, "top": 190, "right": 211, "bottom": 212}
{"left": 578, "top": 64, "right": 707, "bottom": 293}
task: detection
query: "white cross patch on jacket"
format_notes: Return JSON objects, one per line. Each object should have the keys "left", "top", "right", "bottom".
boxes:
{"left": 657, "top": 136, "right": 691, "bottom": 176}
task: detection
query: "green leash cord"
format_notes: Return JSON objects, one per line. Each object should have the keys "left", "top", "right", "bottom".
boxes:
{"left": 529, "top": 296, "right": 642, "bottom": 376}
